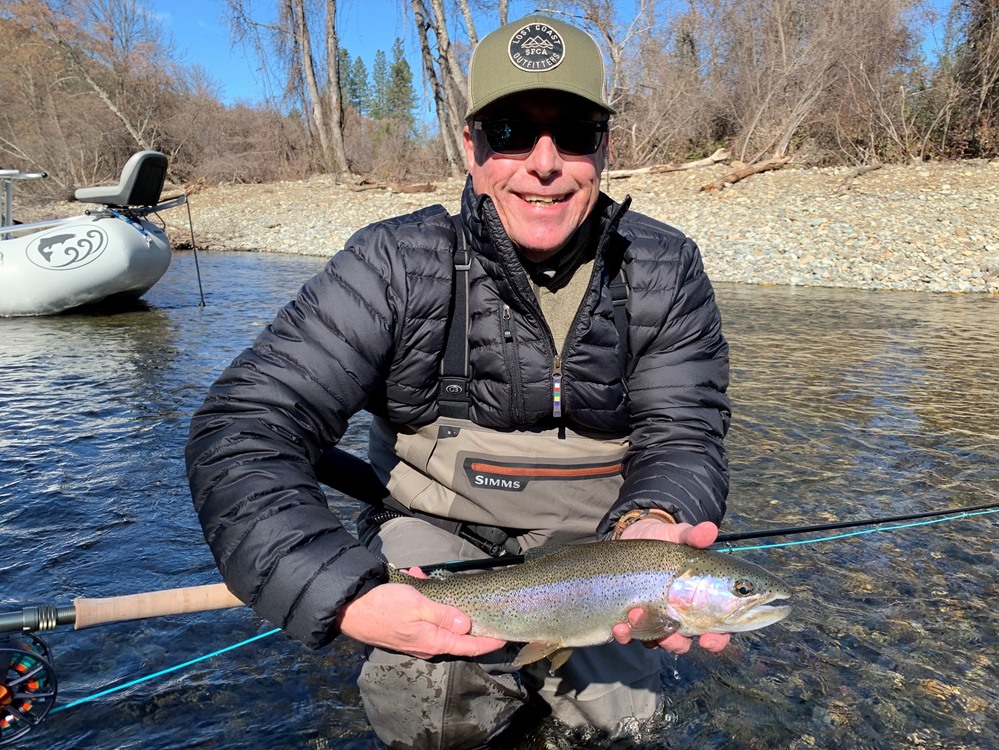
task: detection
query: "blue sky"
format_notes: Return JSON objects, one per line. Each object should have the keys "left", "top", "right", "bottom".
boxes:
{"left": 153, "top": 0, "right": 496, "bottom": 107}
{"left": 154, "top": 0, "right": 953, "bottom": 108}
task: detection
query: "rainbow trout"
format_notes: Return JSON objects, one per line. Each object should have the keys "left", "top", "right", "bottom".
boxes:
{"left": 390, "top": 539, "right": 791, "bottom": 669}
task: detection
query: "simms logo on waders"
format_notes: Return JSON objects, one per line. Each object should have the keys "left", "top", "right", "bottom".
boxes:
{"left": 464, "top": 457, "right": 623, "bottom": 493}
{"left": 508, "top": 23, "right": 566, "bottom": 72}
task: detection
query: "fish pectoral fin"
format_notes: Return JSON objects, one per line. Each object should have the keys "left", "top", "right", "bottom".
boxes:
{"left": 626, "top": 606, "right": 681, "bottom": 642}
{"left": 512, "top": 640, "right": 565, "bottom": 668}
{"left": 549, "top": 648, "right": 574, "bottom": 671}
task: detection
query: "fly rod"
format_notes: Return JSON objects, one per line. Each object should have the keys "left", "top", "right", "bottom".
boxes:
{"left": 714, "top": 500, "right": 999, "bottom": 543}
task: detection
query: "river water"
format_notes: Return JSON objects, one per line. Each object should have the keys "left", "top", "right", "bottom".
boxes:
{"left": 2, "top": 251, "right": 996, "bottom": 749}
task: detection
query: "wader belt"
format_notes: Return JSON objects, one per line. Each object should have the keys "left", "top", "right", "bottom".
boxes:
{"left": 365, "top": 499, "right": 522, "bottom": 558}
{"left": 315, "top": 445, "right": 521, "bottom": 558}
{"left": 438, "top": 214, "right": 630, "bottom": 420}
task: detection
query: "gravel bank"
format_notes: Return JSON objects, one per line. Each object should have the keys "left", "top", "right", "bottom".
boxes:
{"left": 159, "top": 159, "right": 997, "bottom": 294}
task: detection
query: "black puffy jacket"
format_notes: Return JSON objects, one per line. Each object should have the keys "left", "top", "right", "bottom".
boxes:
{"left": 186, "top": 179, "right": 730, "bottom": 648}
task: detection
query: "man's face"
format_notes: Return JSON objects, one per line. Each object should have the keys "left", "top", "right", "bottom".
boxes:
{"left": 463, "top": 92, "right": 608, "bottom": 263}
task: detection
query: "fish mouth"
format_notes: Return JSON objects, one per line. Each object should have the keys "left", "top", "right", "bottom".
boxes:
{"left": 723, "top": 592, "right": 792, "bottom": 631}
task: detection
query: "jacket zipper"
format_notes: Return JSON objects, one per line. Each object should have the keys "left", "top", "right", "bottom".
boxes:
{"left": 552, "top": 355, "right": 563, "bottom": 418}
{"left": 501, "top": 304, "right": 525, "bottom": 420}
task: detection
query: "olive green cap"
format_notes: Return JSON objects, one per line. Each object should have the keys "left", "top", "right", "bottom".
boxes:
{"left": 467, "top": 15, "right": 615, "bottom": 118}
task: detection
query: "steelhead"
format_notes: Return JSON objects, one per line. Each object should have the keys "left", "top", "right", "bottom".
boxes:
{"left": 389, "top": 539, "right": 792, "bottom": 669}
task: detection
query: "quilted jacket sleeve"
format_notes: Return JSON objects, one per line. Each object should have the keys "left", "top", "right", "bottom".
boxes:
{"left": 598, "top": 223, "right": 731, "bottom": 534}
{"left": 185, "top": 210, "right": 449, "bottom": 648}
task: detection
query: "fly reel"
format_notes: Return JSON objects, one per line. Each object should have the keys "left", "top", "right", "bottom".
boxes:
{"left": 0, "top": 633, "right": 57, "bottom": 746}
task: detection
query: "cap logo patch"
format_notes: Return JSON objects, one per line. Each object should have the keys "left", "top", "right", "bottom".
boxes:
{"left": 508, "top": 23, "right": 565, "bottom": 72}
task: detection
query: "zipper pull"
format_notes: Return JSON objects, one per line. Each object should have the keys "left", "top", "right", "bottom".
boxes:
{"left": 503, "top": 305, "right": 513, "bottom": 340}
{"left": 552, "top": 355, "right": 562, "bottom": 418}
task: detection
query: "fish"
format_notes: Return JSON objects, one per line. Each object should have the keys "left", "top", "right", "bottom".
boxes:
{"left": 389, "top": 539, "right": 792, "bottom": 669}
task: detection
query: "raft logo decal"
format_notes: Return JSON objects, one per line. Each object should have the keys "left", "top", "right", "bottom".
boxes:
{"left": 464, "top": 458, "right": 622, "bottom": 492}
{"left": 508, "top": 23, "right": 565, "bottom": 72}
{"left": 26, "top": 226, "right": 108, "bottom": 270}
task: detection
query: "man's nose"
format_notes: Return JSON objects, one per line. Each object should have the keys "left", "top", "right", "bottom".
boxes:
{"left": 525, "top": 132, "right": 562, "bottom": 176}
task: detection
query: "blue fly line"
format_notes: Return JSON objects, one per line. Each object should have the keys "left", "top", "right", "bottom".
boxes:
{"left": 717, "top": 506, "right": 999, "bottom": 554}
{"left": 51, "top": 505, "right": 999, "bottom": 714}
{"left": 50, "top": 628, "right": 281, "bottom": 714}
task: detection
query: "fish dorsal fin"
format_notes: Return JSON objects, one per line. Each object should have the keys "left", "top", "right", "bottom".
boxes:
{"left": 512, "top": 639, "right": 565, "bottom": 667}
{"left": 626, "top": 606, "right": 682, "bottom": 642}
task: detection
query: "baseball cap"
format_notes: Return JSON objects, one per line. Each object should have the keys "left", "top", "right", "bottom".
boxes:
{"left": 466, "top": 15, "right": 615, "bottom": 119}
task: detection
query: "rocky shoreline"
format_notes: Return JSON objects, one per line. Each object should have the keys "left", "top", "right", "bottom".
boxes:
{"left": 32, "top": 159, "right": 999, "bottom": 294}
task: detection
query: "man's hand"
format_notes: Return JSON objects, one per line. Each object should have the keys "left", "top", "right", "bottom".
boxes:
{"left": 612, "top": 519, "right": 731, "bottom": 655}
{"left": 336, "top": 572, "right": 507, "bottom": 660}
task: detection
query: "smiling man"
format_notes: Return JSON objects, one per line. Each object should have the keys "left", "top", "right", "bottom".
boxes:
{"left": 187, "top": 14, "right": 731, "bottom": 749}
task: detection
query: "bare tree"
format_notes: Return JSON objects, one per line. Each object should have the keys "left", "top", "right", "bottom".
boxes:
{"left": 947, "top": 0, "right": 999, "bottom": 155}
{"left": 225, "top": 0, "right": 349, "bottom": 175}
{"left": 409, "top": 0, "right": 464, "bottom": 175}
{"left": 455, "top": 0, "right": 478, "bottom": 47}
{"left": 323, "top": 0, "right": 351, "bottom": 173}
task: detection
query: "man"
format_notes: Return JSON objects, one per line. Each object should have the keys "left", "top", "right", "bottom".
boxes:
{"left": 187, "top": 14, "right": 730, "bottom": 748}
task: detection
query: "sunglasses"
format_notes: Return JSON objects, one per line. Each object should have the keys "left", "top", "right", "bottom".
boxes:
{"left": 473, "top": 119, "right": 608, "bottom": 156}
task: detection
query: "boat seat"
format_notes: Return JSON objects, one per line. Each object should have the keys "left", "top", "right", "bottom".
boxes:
{"left": 74, "top": 150, "right": 168, "bottom": 207}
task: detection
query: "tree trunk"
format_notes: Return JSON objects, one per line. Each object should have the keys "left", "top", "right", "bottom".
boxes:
{"left": 700, "top": 156, "right": 791, "bottom": 192}
{"left": 608, "top": 148, "right": 731, "bottom": 178}
{"left": 456, "top": 0, "right": 478, "bottom": 47}
{"left": 427, "top": 0, "right": 467, "bottom": 160}
{"left": 290, "top": 0, "right": 334, "bottom": 170}
{"left": 323, "top": 0, "right": 350, "bottom": 175}
{"left": 411, "top": 0, "right": 463, "bottom": 175}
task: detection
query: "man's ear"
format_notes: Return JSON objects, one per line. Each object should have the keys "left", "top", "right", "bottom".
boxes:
{"left": 462, "top": 125, "right": 479, "bottom": 172}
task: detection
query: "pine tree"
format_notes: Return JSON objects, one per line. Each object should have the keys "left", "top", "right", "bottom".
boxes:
{"left": 338, "top": 48, "right": 352, "bottom": 108}
{"left": 370, "top": 49, "right": 388, "bottom": 120}
{"left": 386, "top": 38, "right": 415, "bottom": 129}
{"left": 349, "top": 55, "right": 371, "bottom": 116}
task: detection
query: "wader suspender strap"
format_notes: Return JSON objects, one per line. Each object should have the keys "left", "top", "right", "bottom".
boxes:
{"left": 438, "top": 215, "right": 472, "bottom": 419}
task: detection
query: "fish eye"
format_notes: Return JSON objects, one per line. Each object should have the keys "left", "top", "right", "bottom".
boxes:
{"left": 733, "top": 579, "right": 755, "bottom": 597}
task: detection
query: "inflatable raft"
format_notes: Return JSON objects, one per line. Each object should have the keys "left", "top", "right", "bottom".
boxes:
{"left": 0, "top": 151, "right": 186, "bottom": 317}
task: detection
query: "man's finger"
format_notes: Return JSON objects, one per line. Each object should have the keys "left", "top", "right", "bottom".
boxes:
{"left": 681, "top": 521, "right": 719, "bottom": 548}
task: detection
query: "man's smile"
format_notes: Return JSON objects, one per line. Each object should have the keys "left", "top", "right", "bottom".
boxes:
{"left": 519, "top": 193, "right": 570, "bottom": 206}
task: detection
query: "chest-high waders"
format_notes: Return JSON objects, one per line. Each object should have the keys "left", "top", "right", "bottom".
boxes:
{"left": 314, "top": 215, "right": 631, "bottom": 558}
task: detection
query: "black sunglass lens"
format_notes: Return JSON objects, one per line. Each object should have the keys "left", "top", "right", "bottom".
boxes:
{"left": 553, "top": 123, "right": 603, "bottom": 155}
{"left": 485, "top": 121, "right": 535, "bottom": 154}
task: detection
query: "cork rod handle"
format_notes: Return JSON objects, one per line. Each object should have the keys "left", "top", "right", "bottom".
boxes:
{"left": 72, "top": 583, "right": 244, "bottom": 629}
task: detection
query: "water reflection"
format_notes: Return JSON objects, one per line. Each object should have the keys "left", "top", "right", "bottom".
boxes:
{"left": 1, "top": 255, "right": 996, "bottom": 749}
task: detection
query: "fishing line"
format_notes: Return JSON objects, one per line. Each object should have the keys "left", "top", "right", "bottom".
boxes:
{"left": 48, "top": 628, "right": 280, "bottom": 715}
{"left": 717, "top": 506, "right": 999, "bottom": 553}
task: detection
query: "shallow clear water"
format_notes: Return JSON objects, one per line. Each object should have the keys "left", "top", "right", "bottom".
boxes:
{"left": 1, "top": 252, "right": 996, "bottom": 749}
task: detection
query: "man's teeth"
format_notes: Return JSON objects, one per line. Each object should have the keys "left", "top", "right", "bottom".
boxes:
{"left": 523, "top": 195, "right": 564, "bottom": 205}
